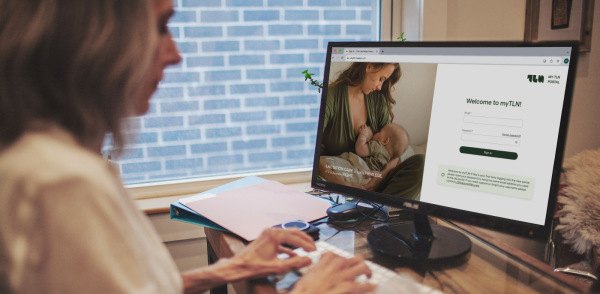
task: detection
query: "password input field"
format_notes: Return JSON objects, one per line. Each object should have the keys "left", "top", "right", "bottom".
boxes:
{"left": 464, "top": 115, "right": 523, "bottom": 128}
{"left": 461, "top": 133, "right": 521, "bottom": 146}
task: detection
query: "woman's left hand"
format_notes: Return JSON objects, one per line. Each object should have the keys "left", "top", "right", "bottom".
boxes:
{"left": 223, "top": 228, "right": 316, "bottom": 281}
{"left": 181, "top": 228, "right": 315, "bottom": 293}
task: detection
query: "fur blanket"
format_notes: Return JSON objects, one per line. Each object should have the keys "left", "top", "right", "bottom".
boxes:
{"left": 555, "top": 148, "right": 600, "bottom": 255}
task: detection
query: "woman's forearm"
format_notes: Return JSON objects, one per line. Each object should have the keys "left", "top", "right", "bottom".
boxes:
{"left": 319, "top": 158, "right": 346, "bottom": 185}
{"left": 380, "top": 157, "right": 400, "bottom": 176}
{"left": 181, "top": 257, "right": 251, "bottom": 294}
{"left": 319, "top": 157, "right": 362, "bottom": 188}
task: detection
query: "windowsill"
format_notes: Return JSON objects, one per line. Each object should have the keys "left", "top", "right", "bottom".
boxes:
{"left": 136, "top": 176, "right": 313, "bottom": 215}
{"left": 128, "top": 168, "right": 312, "bottom": 200}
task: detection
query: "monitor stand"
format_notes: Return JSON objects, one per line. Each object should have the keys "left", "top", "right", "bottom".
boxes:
{"left": 367, "top": 212, "right": 471, "bottom": 262}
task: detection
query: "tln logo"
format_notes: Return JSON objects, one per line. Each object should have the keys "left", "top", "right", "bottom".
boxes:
{"left": 527, "top": 74, "right": 544, "bottom": 83}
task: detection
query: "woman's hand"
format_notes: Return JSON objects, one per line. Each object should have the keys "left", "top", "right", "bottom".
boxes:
{"left": 291, "top": 252, "right": 377, "bottom": 294}
{"left": 224, "top": 228, "right": 316, "bottom": 280}
{"left": 364, "top": 158, "right": 400, "bottom": 191}
{"left": 363, "top": 175, "right": 383, "bottom": 191}
{"left": 182, "top": 228, "right": 315, "bottom": 293}
{"left": 319, "top": 157, "right": 365, "bottom": 189}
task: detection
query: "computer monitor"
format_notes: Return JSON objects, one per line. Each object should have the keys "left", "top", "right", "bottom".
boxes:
{"left": 312, "top": 41, "right": 578, "bottom": 262}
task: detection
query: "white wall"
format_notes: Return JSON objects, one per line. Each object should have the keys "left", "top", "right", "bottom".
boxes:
{"left": 415, "top": 0, "right": 600, "bottom": 158}
{"left": 564, "top": 2, "right": 600, "bottom": 157}
{"left": 391, "top": 63, "right": 437, "bottom": 146}
{"left": 441, "top": 0, "right": 526, "bottom": 41}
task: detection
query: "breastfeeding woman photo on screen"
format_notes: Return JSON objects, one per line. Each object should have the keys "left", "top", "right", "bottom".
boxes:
{"left": 318, "top": 62, "right": 425, "bottom": 200}
{"left": 0, "top": 0, "right": 376, "bottom": 293}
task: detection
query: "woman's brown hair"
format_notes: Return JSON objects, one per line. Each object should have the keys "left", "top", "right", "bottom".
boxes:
{"left": 331, "top": 62, "right": 402, "bottom": 121}
{"left": 0, "top": 0, "right": 157, "bottom": 153}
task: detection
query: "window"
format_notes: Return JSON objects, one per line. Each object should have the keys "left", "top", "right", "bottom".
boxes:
{"left": 108, "top": 0, "right": 386, "bottom": 194}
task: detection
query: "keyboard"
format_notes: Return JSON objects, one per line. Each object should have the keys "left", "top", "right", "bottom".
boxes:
{"left": 291, "top": 241, "right": 442, "bottom": 294}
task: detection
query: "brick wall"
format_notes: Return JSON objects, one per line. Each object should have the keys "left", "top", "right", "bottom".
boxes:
{"left": 108, "top": 0, "right": 379, "bottom": 184}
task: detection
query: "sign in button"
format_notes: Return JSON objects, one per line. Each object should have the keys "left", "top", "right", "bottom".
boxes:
{"left": 460, "top": 146, "right": 518, "bottom": 160}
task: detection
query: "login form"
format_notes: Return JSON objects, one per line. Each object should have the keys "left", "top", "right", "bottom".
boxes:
{"left": 420, "top": 63, "right": 569, "bottom": 225}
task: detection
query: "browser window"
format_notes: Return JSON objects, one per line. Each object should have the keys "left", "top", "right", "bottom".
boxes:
{"left": 326, "top": 45, "right": 573, "bottom": 225}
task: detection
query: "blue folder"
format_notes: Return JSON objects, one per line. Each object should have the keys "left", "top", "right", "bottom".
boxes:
{"left": 170, "top": 176, "right": 269, "bottom": 232}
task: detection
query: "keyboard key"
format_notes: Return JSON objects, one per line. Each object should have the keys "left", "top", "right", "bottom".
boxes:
{"left": 291, "top": 241, "right": 443, "bottom": 293}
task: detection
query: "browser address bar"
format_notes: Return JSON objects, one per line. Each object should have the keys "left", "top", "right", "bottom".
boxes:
{"left": 342, "top": 55, "right": 566, "bottom": 65}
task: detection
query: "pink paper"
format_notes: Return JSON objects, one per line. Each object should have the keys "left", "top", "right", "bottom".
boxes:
{"left": 182, "top": 181, "right": 330, "bottom": 241}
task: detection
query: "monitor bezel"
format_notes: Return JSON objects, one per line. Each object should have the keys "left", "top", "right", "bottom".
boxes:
{"left": 311, "top": 41, "right": 578, "bottom": 239}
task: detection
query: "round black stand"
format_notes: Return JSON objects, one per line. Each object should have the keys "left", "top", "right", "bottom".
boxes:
{"left": 367, "top": 213, "right": 471, "bottom": 262}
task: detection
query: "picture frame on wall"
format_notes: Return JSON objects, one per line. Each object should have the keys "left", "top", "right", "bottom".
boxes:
{"left": 525, "top": 0, "right": 594, "bottom": 52}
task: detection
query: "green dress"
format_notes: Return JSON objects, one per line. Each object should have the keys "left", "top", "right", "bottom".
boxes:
{"left": 322, "top": 83, "right": 391, "bottom": 157}
{"left": 321, "top": 83, "right": 425, "bottom": 200}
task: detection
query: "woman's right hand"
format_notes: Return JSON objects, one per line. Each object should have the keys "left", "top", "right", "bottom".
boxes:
{"left": 363, "top": 176, "right": 383, "bottom": 191}
{"left": 364, "top": 158, "right": 400, "bottom": 191}
{"left": 290, "top": 252, "right": 377, "bottom": 294}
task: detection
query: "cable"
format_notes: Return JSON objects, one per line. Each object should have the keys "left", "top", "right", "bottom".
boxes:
{"left": 356, "top": 200, "right": 389, "bottom": 222}
{"left": 327, "top": 200, "right": 387, "bottom": 230}
{"left": 307, "top": 189, "right": 345, "bottom": 205}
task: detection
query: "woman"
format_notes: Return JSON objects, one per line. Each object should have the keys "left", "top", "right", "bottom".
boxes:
{"left": 319, "top": 62, "right": 424, "bottom": 199}
{"left": 0, "top": 0, "right": 375, "bottom": 293}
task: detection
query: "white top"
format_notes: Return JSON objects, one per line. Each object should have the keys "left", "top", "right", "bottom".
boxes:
{"left": 0, "top": 125, "right": 182, "bottom": 293}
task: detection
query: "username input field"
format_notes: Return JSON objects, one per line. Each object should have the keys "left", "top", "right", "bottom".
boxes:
{"left": 461, "top": 133, "right": 521, "bottom": 146}
{"left": 463, "top": 115, "right": 523, "bottom": 128}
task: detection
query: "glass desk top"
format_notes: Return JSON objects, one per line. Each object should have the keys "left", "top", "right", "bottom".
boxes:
{"left": 205, "top": 210, "right": 591, "bottom": 294}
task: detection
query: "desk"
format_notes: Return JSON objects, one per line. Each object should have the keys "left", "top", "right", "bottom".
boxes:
{"left": 205, "top": 214, "right": 591, "bottom": 294}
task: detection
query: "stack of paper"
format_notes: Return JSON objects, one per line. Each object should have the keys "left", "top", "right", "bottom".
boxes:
{"left": 173, "top": 177, "right": 330, "bottom": 241}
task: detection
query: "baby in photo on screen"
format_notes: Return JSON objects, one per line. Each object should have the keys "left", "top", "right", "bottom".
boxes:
{"left": 318, "top": 122, "right": 411, "bottom": 190}
{"left": 355, "top": 123, "right": 409, "bottom": 179}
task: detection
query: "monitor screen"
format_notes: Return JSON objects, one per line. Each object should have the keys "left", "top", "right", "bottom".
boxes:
{"left": 312, "top": 41, "right": 578, "bottom": 261}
